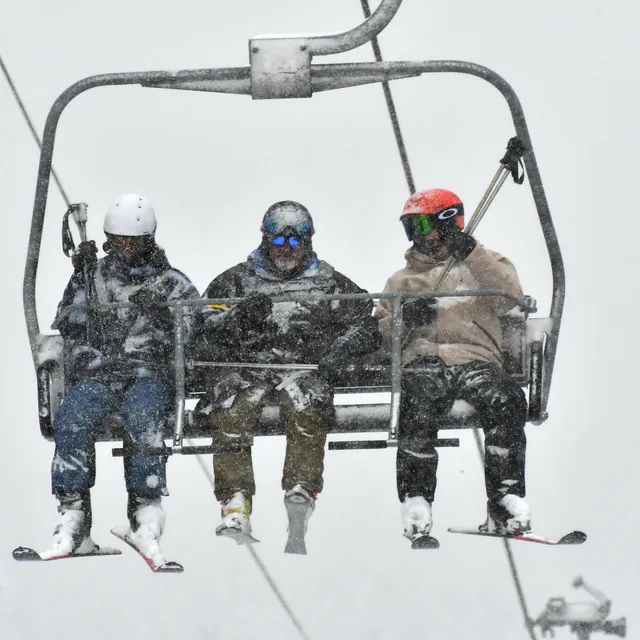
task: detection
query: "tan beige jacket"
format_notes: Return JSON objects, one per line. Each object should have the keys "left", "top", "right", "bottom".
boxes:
{"left": 374, "top": 244, "right": 523, "bottom": 366}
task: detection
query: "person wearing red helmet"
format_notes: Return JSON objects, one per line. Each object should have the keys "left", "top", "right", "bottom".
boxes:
{"left": 374, "top": 188, "right": 529, "bottom": 547}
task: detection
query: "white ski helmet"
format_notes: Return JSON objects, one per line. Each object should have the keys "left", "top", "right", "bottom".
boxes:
{"left": 103, "top": 193, "right": 157, "bottom": 237}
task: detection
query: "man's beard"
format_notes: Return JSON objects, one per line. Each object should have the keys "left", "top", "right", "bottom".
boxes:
{"left": 272, "top": 257, "right": 300, "bottom": 274}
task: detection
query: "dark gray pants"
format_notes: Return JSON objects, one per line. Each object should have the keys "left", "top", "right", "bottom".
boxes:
{"left": 397, "top": 358, "right": 527, "bottom": 504}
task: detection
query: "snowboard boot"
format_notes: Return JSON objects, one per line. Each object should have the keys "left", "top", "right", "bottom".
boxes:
{"left": 216, "top": 491, "right": 252, "bottom": 537}
{"left": 126, "top": 493, "right": 166, "bottom": 565}
{"left": 284, "top": 483, "right": 316, "bottom": 555}
{"left": 483, "top": 494, "right": 531, "bottom": 535}
{"left": 52, "top": 490, "right": 96, "bottom": 555}
{"left": 401, "top": 495, "right": 433, "bottom": 543}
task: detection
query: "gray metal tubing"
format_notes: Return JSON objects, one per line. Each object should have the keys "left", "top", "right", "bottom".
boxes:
{"left": 181, "top": 289, "right": 527, "bottom": 307}
{"left": 388, "top": 296, "right": 403, "bottom": 442}
{"left": 52, "top": 289, "right": 530, "bottom": 333}
{"left": 308, "top": 0, "right": 403, "bottom": 56}
{"left": 172, "top": 305, "right": 186, "bottom": 451}
{"left": 22, "top": 67, "right": 251, "bottom": 364}
{"left": 25, "top": 59, "right": 562, "bottom": 410}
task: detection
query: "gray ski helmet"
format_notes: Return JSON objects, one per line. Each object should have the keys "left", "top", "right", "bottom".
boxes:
{"left": 260, "top": 201, "right": 315, "bottom": 238}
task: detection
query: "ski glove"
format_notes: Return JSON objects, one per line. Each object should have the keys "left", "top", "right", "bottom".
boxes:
{"left": 231, "top": 292, "right": 273, "bottom": 332}
{"left": 72, "top": 240, "right": 98, "bottom": 273}
{"left": 317, "top": 350, "right": 347, "bottom": 385}
{"left": 439, "top": 226, "right": 477, "bottom": 261}
{"left": 402, "top": 297, "right": 438, "bottom": 329}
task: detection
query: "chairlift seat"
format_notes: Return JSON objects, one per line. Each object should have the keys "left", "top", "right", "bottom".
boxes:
{"left": 34, "top": 302, "right": 547, "bottom": 443}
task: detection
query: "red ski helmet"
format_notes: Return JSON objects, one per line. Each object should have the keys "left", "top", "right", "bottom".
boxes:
{"left": 400, "top": 189, "right": 464, "bottom": 241}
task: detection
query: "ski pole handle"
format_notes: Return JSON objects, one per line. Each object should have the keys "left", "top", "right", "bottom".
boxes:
{"left": 70, "top": 203, "right": 89, "bottom": 242}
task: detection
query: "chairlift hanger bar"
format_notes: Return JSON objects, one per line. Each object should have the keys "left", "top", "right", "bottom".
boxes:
{"left": 23, "top": 0, "right": 564, "bottom": 423}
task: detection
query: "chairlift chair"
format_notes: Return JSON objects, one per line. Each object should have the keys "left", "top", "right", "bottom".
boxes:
{"left": 24, "top": 0, "right": 564, "bottom": 455}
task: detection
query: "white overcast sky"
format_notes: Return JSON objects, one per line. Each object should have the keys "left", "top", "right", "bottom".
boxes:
{"left": 0, "top": 1, "right": 638, "bottom": 639}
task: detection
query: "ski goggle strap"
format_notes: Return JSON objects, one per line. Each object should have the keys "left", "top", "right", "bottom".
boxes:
{"left": 271, "top": 236, "right": 302, "bottom": 247}
{"left": 263, "top": 219, "right": 313, "bottom": 237}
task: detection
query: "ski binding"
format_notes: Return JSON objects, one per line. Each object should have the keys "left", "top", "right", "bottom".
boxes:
{"left": 448, "top": 526, "right": 587, "bottom": 545}
{"left": 111, "top": 527, "right": 183, "bottom": 573}
{"left": 215, "top": 523, "right": 260, "bottom": 546}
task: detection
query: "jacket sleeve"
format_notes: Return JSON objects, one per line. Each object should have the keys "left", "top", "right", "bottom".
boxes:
{"left": 51, "top": 271, "right": 105, "bottom": 379}
{"left": 372, "top": 275, "right": 402, "bottom": 352}
{"left": 464, "top": 245, "right": 524, "bottom": 313}
{"left": 325, "top": 271, "right": 381, "bottom": 359}
{"left": 192, "top": 268, "right": 246, "bottom": 360}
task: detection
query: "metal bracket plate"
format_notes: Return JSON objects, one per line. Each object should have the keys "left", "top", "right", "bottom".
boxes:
{"left": 250, "top": 38, "right": 312, "bottom": 99}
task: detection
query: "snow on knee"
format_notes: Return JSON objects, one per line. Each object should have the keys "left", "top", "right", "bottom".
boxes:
{"left": 146, "top": 475, "right": 160, "bottom": 489}
{"left": 486, "top": 445, "right": 509, "bottom": 457}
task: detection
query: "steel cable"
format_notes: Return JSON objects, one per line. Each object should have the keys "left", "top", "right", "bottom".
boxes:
{"left": 190, "top": 447, "right": 312, "bottom": 640}
{"left": 0, "top": 53, "right": 70, "bottom": 206}
{"left": 356, "top": 6, "right": 539, "bottom": 637}
{"left": 1, "top": 50, "right": 311, "bottom": 640}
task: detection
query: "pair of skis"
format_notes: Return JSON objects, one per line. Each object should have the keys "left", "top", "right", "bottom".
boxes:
{"left": 13, "top": 527, "right": 183, "bottom": 573}
{"left": 215, "top": 493, "right": 311, "bottom": 555}
{"left": 410, "top": 527, "right": 587, "bottom": 550}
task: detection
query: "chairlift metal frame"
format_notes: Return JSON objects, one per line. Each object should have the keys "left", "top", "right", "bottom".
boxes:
{"left": 23, "top": 0, "right": 564, "bottom": 452}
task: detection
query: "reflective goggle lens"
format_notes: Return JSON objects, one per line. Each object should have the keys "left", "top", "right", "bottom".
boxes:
{"left": 271, "top": 236, "right": 302, "bottom": 247}
{"left": 401, "top": 214, "right": 435, "bottom": 240}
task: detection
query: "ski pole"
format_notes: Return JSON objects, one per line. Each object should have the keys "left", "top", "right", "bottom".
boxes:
{"left": 434, "top": 137, "right": 525, "bottom": 291}
{"left": 65, "top": 203, "right": 104, "bottom": 349}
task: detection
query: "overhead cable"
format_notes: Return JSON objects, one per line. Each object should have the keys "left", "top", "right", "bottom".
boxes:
{"left": 0, "top": 53, "right": 70, "bottom": 206}
{"left": 357, "top": 5, "right": 538, "bottom": 637}
{"left": 1, "top": 50, "right": 310, "bottom": 640}
{"left": 360, "top": 0, "right": 415, "bottom": 194}
{"left": 191, "top": 448, "right": 312, "bottom": 640}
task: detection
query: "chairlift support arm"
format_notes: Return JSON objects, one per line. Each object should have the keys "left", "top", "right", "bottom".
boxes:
{"left": 24, "top": 2, "right": 564, "bottom": 424}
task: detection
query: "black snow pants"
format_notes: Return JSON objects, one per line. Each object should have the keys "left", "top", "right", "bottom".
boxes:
{"left": 397, "top": 357, "right": 527, "bottom": 505}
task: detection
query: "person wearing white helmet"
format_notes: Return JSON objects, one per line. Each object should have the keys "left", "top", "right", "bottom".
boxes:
{"left": 48, "top": 193, "right": 199, "bottom": 564}
{"left": 194, "top": 200, "right": 381, "bottom": 547}
{"left": 374, "top": 189, "right": 530, "bottom": 548}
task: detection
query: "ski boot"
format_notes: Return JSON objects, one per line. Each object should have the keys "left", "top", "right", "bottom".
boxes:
{"left": 216, "top": 491, "right": 257, "bottom": 544}
{"left": 284, "top": 483, "right": 316, "bottom": 555}
{"left": 482, "top": 494, "right": 532, "bottom": 535}
{"left": 401, "top": 496, "right": 439, "bottom": 550}
{"left": 52, "top": 490, "right": 97, "bottom": 555}
{"left": 125, "top": 494, "right": 167, "bottom": 566}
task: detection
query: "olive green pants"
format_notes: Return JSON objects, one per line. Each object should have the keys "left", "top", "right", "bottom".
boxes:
{"left": 212, "top": 388, "right": 330, "bottom": 502}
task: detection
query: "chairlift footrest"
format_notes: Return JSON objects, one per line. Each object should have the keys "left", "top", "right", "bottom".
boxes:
{"left": 328, "top": 438, "right": 459, "bottom": 451}
{"left": 111, "top": 444, "right": 248, "bottom": 457}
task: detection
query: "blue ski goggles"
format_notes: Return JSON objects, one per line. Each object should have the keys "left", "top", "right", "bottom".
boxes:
{"left": 271, "top": 235, "right": 302, "bottom": 247}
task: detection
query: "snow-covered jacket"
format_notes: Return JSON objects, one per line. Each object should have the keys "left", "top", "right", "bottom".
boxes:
{"left": 53, "top": 248, "right": 200, "bottom": 383}
{"left": 193, "top": 248, "right": 380, "bottom": 407}
{"left": 374, "top": 244, "right": 523, "bottom": 367}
